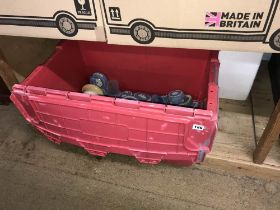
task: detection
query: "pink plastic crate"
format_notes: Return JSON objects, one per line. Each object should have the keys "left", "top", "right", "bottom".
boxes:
{"left": 11, "top": 41, "right": 219, "bottom": 165}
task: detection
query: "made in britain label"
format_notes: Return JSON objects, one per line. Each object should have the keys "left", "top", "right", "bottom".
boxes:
{"left": 205, "top": 12, "right": 264, "bottom": 28}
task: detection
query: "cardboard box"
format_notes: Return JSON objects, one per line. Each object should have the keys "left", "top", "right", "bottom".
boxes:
{"left": 0, "top": 0, "right": 280, "bottom": 52}
{"left": 100, "top": 0, "right": 280, "bottom": 53}
{"left": 0, "top": 0, "right": 106, "bottom": 41}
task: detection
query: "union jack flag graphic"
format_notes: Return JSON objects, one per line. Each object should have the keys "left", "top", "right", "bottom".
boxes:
{"left": 205, "top": 12, "right": 222, "bottom": 27}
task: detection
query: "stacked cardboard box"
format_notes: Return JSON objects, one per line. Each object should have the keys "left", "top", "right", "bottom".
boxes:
{"left": 0, "top": 0, "right": 280, "bottom": 52}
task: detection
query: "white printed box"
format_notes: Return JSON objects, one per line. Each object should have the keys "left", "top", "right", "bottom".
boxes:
{"left": 0, "top": 0, "right": 280, "bottom": 52}
{"left": 100, "top": 0, "right": 280, "bottom": 52}
{"left": 0, "top": 0, "right": 106, "bottom": 41}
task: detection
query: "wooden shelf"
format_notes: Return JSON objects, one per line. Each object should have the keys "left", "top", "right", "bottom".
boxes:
{"left": 203, "top": 63, "right": 280, "bottom": 180}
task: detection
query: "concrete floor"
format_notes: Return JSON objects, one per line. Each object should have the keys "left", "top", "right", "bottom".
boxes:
{"left": 0, "top": 36, "right": 280, "bottom": 209}
{"left": 1, "top": 105, "right": 280, "bottom": 210}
